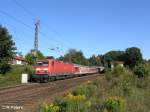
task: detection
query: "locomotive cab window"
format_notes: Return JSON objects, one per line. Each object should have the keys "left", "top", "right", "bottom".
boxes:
{"left": 36, "top": 61, "right": 49, "bottom": 66}
{"left": 43, "top": 61, "right": 49, "bottom": 66}
{"left": 36, "top": 62, "right": 43, "bottom": 66}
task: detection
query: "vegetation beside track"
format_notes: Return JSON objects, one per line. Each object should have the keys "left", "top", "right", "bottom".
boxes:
{"left": 37, "top": 65, "right": 150, "bottom": 112}
{"left": 0, "top": 65, "right": 33, "bottom": 88}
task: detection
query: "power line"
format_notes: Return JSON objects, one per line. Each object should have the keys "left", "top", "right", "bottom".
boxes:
{"left": 0, "top": 10, "right": 39, "bottom": 53}
{"left": 12, "top": 0, "right": 73, "bottom": 49}
{"left": 40, "top": 22, "right": 73, "bottom": 47}
{"left": 0, "top": 10, "right": 60, "bottom": 56}
{"left": 0, "top": 14, "right": 28, "bottom": 45}
{"left": 1, "top": 1, "right": 74, "bottom": 57}
{"left": 13, "top": 0, "right": 37, "bottom": 19}
{"left": 0, "top": 9, "right": 56, "bottom": 47}
{"left": 0, "top": 10, "right": 33, "bottom": 29}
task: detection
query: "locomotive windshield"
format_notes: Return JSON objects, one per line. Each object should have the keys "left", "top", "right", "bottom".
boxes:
{"left": 36, "top": 61, "right": 49, "bottom": 66}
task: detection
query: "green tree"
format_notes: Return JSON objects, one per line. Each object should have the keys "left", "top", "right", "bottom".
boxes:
{"left": 57, "top": 56, "right": 64, "bottom": 61}
{"left": 0, "top": 25, "right": 16, "bottom": 74}
{"left": 125, "top": 47, "right": 143, "bottom": 68}
{"left": 25, "top": 50, "right": 45, "bottom": 65}
{"left": 97, "top": 55, "right": 104, "bottom": 66}
{"left": 25, "top": 53, "right": 35, "bottom": 65}
{"left": 36, "top": 50, "right": 45, "bottom": 60}
{"left": 88, "top": 54, "right": 102, "bottom": 66}
{"left": 134, "top": 65, "right": 148, "bottom": 78}
{"left": 148, "top": 59, "right": 150, "bottom": 63}
{"left": 58, "top": 49, "right": 88, "bottom": 65}
{"left": 104, "top": 51, "right": 125, "bottom": 62}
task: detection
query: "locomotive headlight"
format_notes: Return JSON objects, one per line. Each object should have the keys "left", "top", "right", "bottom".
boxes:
{"left": 43, "top": 68, "right": 48, "bottom": 71}
{"left": 36, "top": 68, "right": 41, "bottom": 70}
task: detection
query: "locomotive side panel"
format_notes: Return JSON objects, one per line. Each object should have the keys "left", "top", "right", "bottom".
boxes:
{"left": 49, "top": 59, "right": 75, "bottom": 76}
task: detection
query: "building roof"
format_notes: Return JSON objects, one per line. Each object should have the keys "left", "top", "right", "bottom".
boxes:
{"left": 111, "top": 61, "right": 124, "bottom": 64}
{"left": 14, "top": 56, "right": 25, "bottom": 61}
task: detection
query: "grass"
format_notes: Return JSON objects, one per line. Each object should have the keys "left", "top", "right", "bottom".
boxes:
{"left": 37, "top": 65, "right": 150, "bottom": 112}
{"left": 0, "top": 65, "right": 25, "bottom": 87}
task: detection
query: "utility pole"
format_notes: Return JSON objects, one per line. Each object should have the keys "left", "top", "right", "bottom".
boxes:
{"left": 69, "top": 53, "right": 71, "bottom": 63}
{"left": 34, "top": 20, "right": 40, "bottom": 53}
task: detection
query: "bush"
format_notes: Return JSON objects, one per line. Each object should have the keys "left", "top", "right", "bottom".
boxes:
{"left": 38, "top": 93, "right": 92, "bottom": 112}
{"left": 136, "top": 78, "right": 149, "bottom": 88}
{"left": 105, "top": 66, "right": 133, "bottom": 90}
{"left": 104, "top": 96, "right": 126, "bottom": 112}
{"left": 0, "top": 63, "right": 11, "bottom": 74}
{"left": 37, "top": 102, "right": 60, "bottom": 112}
{"left": 0, "top": 65, "right": 25, "bottom": 87}
{"left": 120, "top": 80, "right": 133, "bottom": 96}
{"left": 72, "top": 83, "right": 97, "bottom": 97}
{"left": 93, "top": 79, "right": 101, "bottom": 87}
{"left": 55, "top": 93, "right": 91, "bottom": 112}
{"left": 105, "top": 69, "right": 113, "bottom": 81}
{"left": 134, "top": 65, "right": 148, "bottom": 78}
{"left": 23, "top": 65, "right": 34, "bottom": 74}
{"left": 112, "top": 66, "right": 129, "bottom": 77}
{"left": 105, "top": 66, "right": 132, "bottom": 81}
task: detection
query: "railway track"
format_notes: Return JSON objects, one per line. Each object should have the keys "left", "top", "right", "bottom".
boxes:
{"left": 0, "top": 74, "right": 102, "bottom": 112}
{"left": 0, "top": 83, "right": 40, "bottom": 95}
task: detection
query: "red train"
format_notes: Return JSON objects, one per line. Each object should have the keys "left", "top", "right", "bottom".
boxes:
{"left": 31, "top": 58, "right": 102, "bottom": 82}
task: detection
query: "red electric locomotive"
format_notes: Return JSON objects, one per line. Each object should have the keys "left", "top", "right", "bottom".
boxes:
{"left": 32, "top": 58, "right": 75, "bottom": 82}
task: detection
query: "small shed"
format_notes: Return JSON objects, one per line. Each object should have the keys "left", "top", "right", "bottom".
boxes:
{"left": 111, "top": 61, "right": 124, "bottom": 68}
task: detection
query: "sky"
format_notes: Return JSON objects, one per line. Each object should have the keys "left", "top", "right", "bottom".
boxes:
{"left": 0, "top": 0, "right": 150, "bottom": 59}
